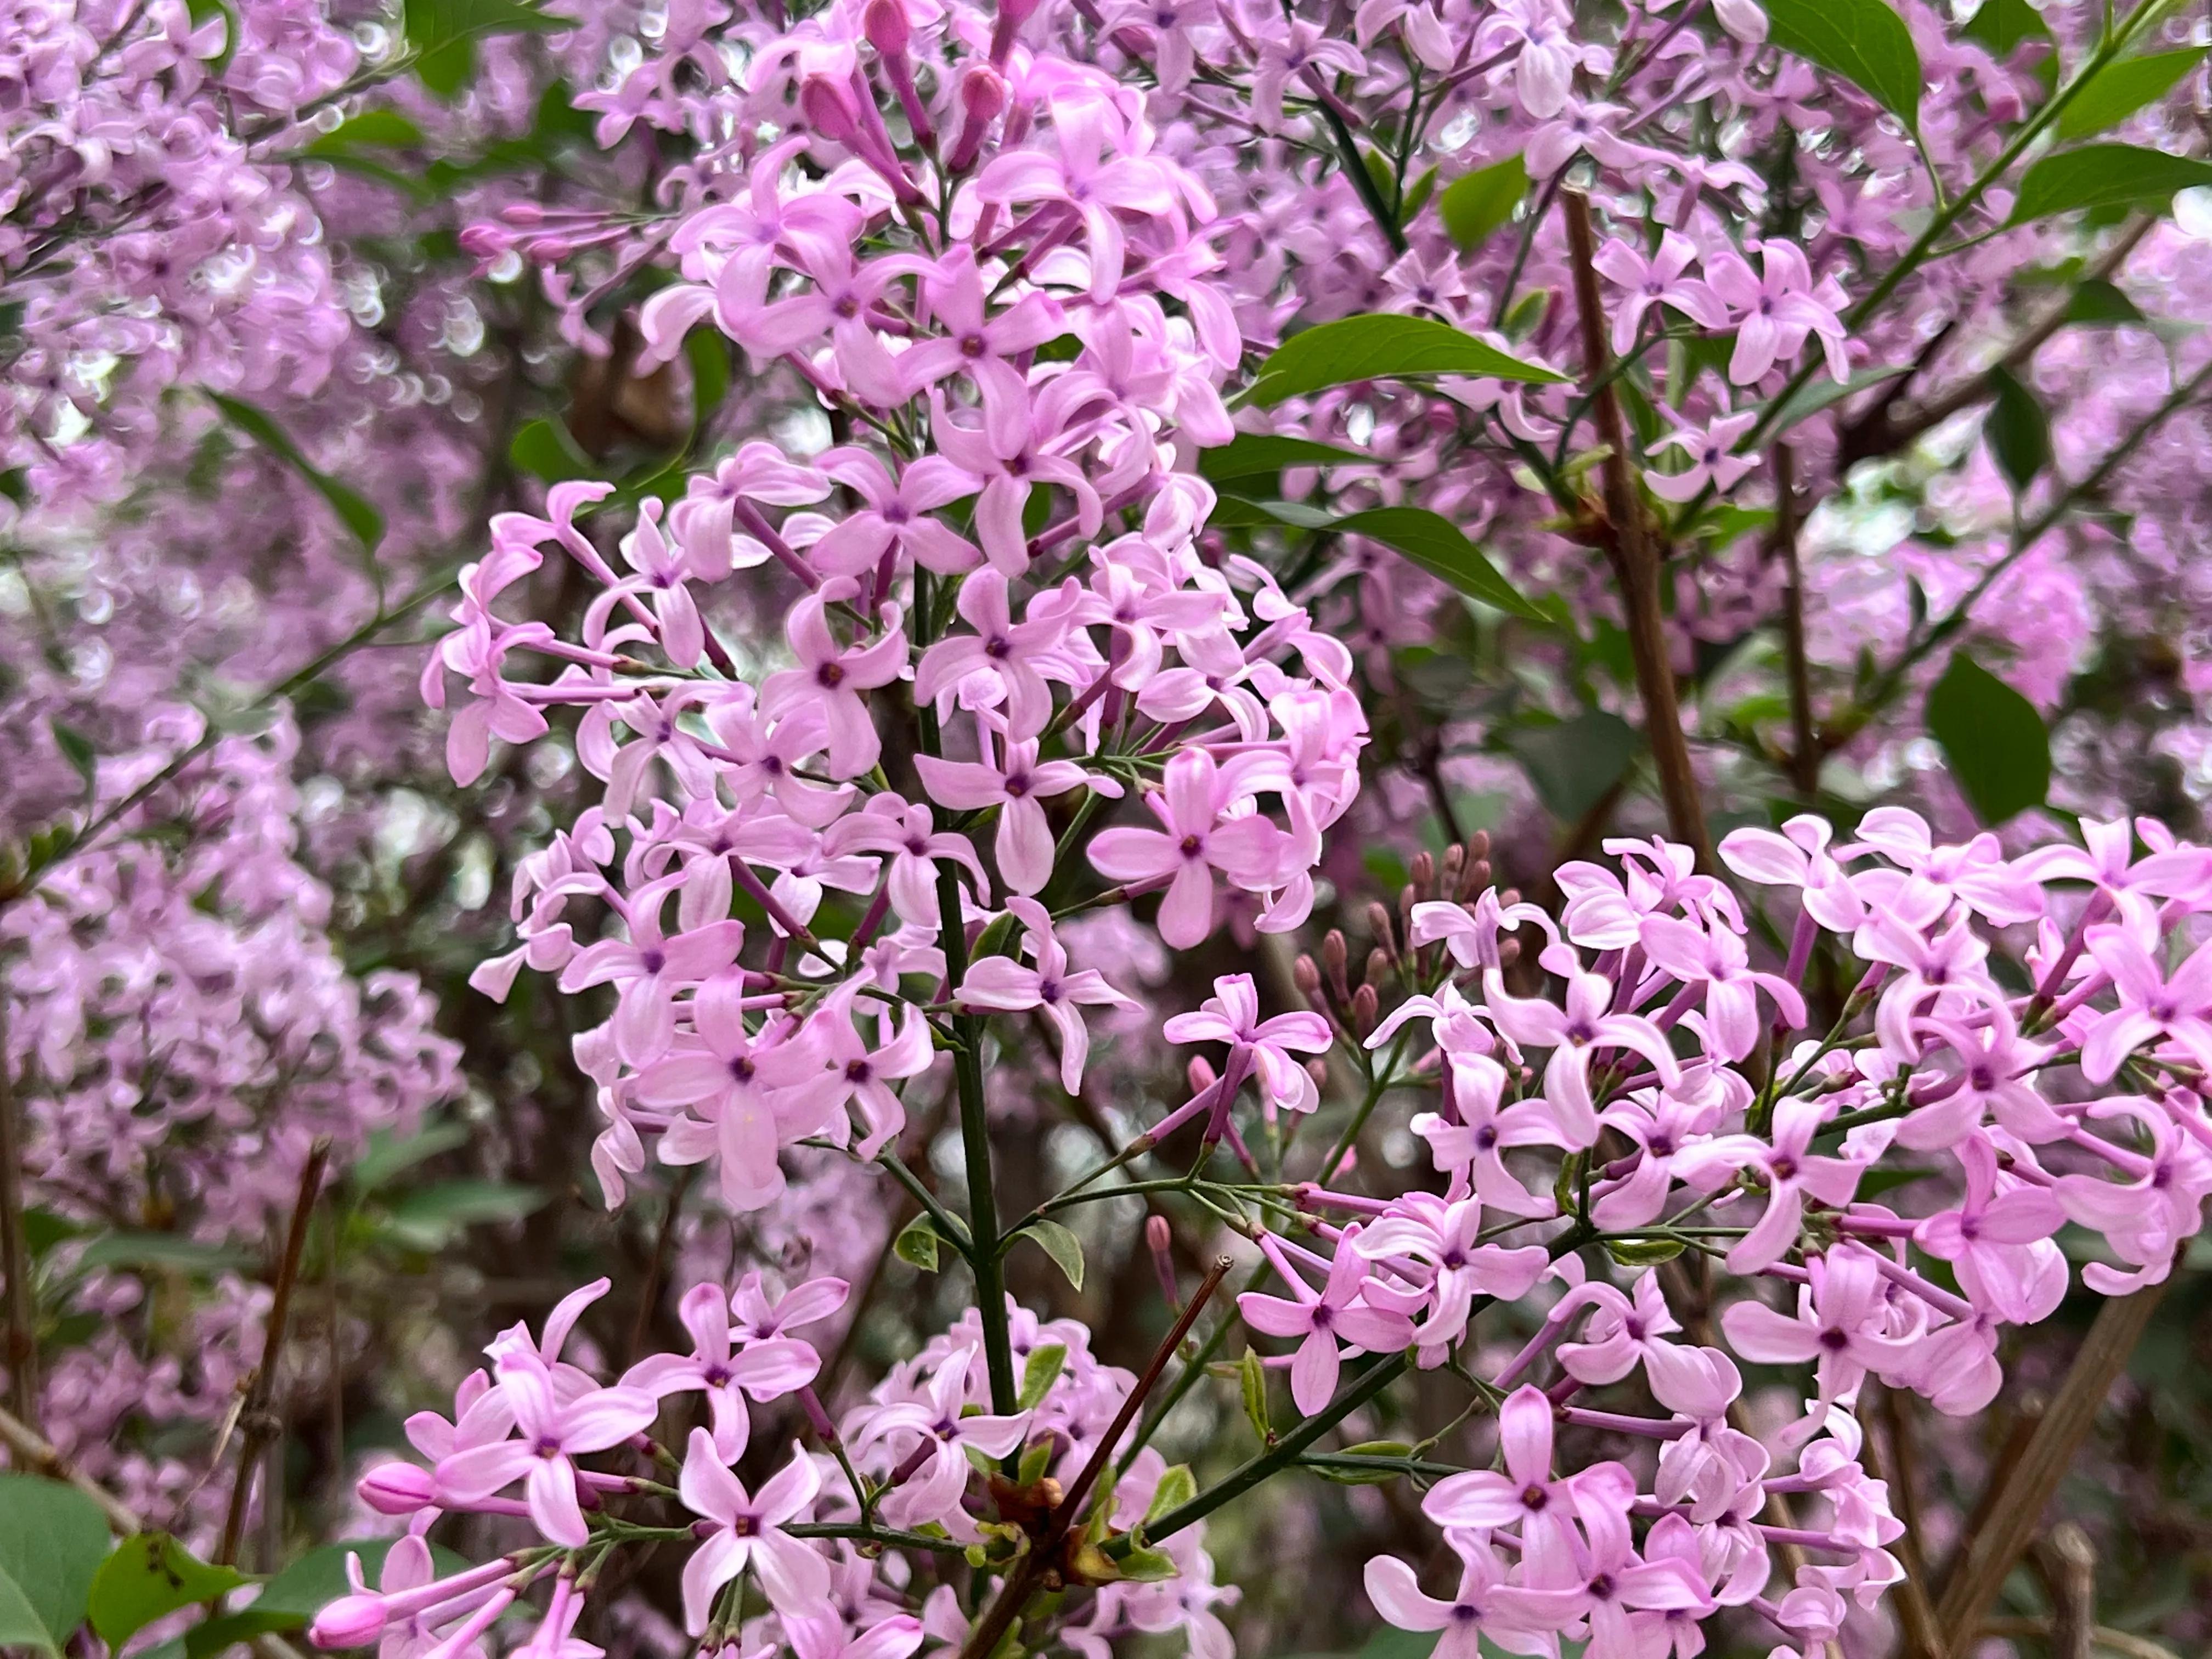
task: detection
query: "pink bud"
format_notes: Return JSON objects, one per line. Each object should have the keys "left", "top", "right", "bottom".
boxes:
{"left": 800, "top": 75, "right": 862, "bottom": 146}
{"left": 1186, "top": 1055, "right": 1217, "bottom": 1093}
{"left": 947, "top": 65, "right": 1007, "bottom": 172}
{"left": 864, "top": 0, "right": 911, "bottom": 56}
{"left": 989, "top": 0, "right": 1045, "bottom": 64}
{"left": 311, "top": 1595, "right": 391, "bottom": 1650}
{"left": 358, "top": 1462, "right": 437, "bottom": 1515}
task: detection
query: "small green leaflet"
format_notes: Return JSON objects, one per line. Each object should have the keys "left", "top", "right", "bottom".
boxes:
{"left": 509, "top": 416, "right": 599, "bottom": 482}
{"left": 2006, "top": 143, "right": 2212, "bottom": 224}
{"left": 1249, "top": 313, "right": 1566, "bottom": 407}
{"left": 88, "top": 1536, "right": 250, "bottom": 1649}
{"left": 1984, "top": 366, "right": 2051, "bottom": 492}
{"left": 405, "top": 0, "right": 563, "bottom": 99}
{"left": 1926, "top": 653, "right": 2051, "bottom": 823}
{"left": 381, "top": 1180, "right": 546, "bottom": 1249}
{"left": 1017, "top": 1219, "right": 1085, "bottom": 1291}
{"left": 2063, "top": 278, "right": 2146, "bottom": 325}
{"left": 0, "top": 1476, "right": 112, "bottom": 1657}
{"left": 184, "top": 0, "right": 238, "bottom": 74}
{"left": 1437, "top": 153, "right": 1528, "bottom": 250}
{"left": 1328, "top": 506, "right": 1554, "bottom": 624}
{"left": 893, "top": 1213, "right": 943, "bottom": 1272}
{"left": 210, "top": 395, "right": 385, "bottom": 554}
{"left": 1509, "top": 710, "right": 1643, "bottom": 823}
{"left": 1759, "top": 0, "right": 1925, "bottom": 127}
{"left": 1197, "top": 433, "right": 1365, "bottom": 482}
{"left": 70, "top": 1233, "right": 256, "bottom": 1276}
{"left": 305, "top": 111, "right": 428, "bottom": 153}
{"left": 2055, "top": 47, "right": 2207, "bottom": 140}
{"left": 1017, "top": 1343, "right": 1068, "bottom": 1410}
{"left": 1962, "top": 0, "right": 2049, "bottom": 56}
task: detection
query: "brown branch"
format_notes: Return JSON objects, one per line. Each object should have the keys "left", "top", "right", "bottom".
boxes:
{"left": 0, "top": 995, "right": 36, "bottom": 1424}
{"left": 1935, "top": 1276, "right": 2175, "bottom": 1649}
{"left": 2034, "top": 1522, "right": 2097, "bottom": 1659}
{"left": 1977, "top": 1619, "right": 2179, "bottom": 1659}
{"left": 957, "top": 1256, "right": 1234, "bottom": 1659}
{"left": 1771, "top": 443, "right": 1818, "bottom": 800}
{"left": 1559, "top": 191, "right": 1711, "bottom": 868}
{"left": 626, "top": 1166, "right": 697, "bottom": 1369}
{"left": 216, "top": 1139, "right": 331, "bottom": 1570}
{"left": 1861, "top": 1387, "right": 1944, "bottom": 1659}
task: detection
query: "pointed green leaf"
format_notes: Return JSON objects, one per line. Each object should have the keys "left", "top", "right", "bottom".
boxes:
{"left": 351, "top": 1118, "right": 471, "bottom": 1193}
{"left": 1759, "top": 0, "right": 1924, "bottom": 125}
{"left": 1509, "top": 710, "right": 1642, "bottom": 823}
{"left": 1926, "top": 653, "right": 2051, "bottom": 823}
{"left": 2063, "top": 277, "right": 2146, "bottom": 325}
{"left": 1238, "top": 1349, "right": 1271, "bottom": 1444}
{"left": 381, "top": 1181, "right": 545, "bottom": 1249}
{"left": 305, "top": 111, "right": 428, "bottom": 154}
{"left": 894, "top": 1214, "right": 942, "bottom": 1272}
{"left": 0, "top": 1475, "right": 112, "bottom": 1655}
{"left": 1250, "top": 313, "right": 1566, "bottom": 407}
{"left": 1437, "top": 153, "right": 1528, "bottom": 250}
{"left": 508, "top": 417, "right": 597, "bottom": 483}
{"left": 2007, "top": 143, "right": 2212, "bottom": 225}
{"left": 2056, "top": 48, "right": 2205, "bottom": 140}
{"left": 1963, "top": 0, "right": 2049, "bottom": 56}
{"left": 1197, "top": 434, "right": 1365, "bottom": 482}
{"left": 1017, "top": 1342, "right": 1068, "bottom": 1411}
{"left": 1327, "top": 506, "right": 1551, "bottom": 624}
{"left": 185, "top": 0, "right": 238, "bottom": 73}
{"left": 1985, "top": 365, "right": 2051, "bottom": 492}
{"left": 210, "top": 395, "right": 384, "bottom": 554}
{"left": 1017, "top": 1220, "right": 1085, "bottom": 1291}
{"left": 88, "top": 1536, "right": 250, "bottom": 1649}
{"left": 1143, "top": 1465, "right": 1197, "bottom": 1522}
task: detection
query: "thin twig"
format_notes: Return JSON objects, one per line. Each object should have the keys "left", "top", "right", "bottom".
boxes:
{"left": 1935, "top": 1276, "right": 2175, "bottom": 1649}
{"left": 216, "top": 1139, "right": 331, "bottom": 1570}
{"left": 956, "top": 1256, "right": 1234, "bottom": 1659}
{"left": 627, "top": 1167, "right": 696, "bottom": 1369}
{"left": 1977, "top": 1618, "right": 2179, "bottom": 1659}
{"left": 0, "top": 1399, "right": 143, "bottom": 1532}
{"left": 0, "top": 995, "right": 36, "bottom": 1424}
{"left": 1559, "top": 190, "right": 1712, "bottom": 867}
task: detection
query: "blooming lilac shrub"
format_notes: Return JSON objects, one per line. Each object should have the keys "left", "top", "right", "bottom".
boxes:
{"left": 9, "top": 0, "right": 2212, "bottom": 1657}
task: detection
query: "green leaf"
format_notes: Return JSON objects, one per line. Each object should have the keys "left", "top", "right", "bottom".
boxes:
{"left": 1758, "top": 0, "right": 1924, "bottom": 126}
{"left": 507, "top": 417, "right": 597, "bottom": 483}
{"left": 2006, "top": 143, "right": 2212, "bottom": 224}
{"left": 1437, "top": 153, "right": 1528, "bottom": 250}
{"left": 894, "top": 1214, "right": 943, "bottom": 1272}
{"left": 1985, "top": 366, "right": 2051, "bottom": 492}
{"left": 684, "top": 329, "right": 732, "bottom": 428}
{"left": 1197, "top": 434, "right": 1365, "bottom": 482}
{"left": 185, "top": 0, "right": 238, "bottom": 73}
{"left": 1926, "top": 653, "right": 2051, "bottom": 823}
{"left": 404, "top": 0, "right": 561, "bottom": 98}
{"left": 1143, "top": 1464, "right": 1197, "bottom": 1522}
{"left": 304, "top": 111, "right": 428, "bottom": 154}
{"left": 50, "top": 720, "right": 96, "bottom": 794}
{"left": 1017, "top": 1220, "right": 1085, "bottom": 1291}
{"left": 2064, "top": 277, "right": 2146, "bottom": 324}
{"left": 88, "top": 1536, "right": 250, "bottom": 1649}
{"left": 0, "top": 1475, "right": 112, "bottom": 1655}
{"left": 22, "top": 1209, "right": 88, "bottom": 1257}
{"left": 381, "top": 1180, "right": 545, "bottom": 1249}
{"left": 1327, "top": 506, "right": 1551, "bottom": 624}
{"left": 1238, "top": 1349, "right": 1271, "bottom": 1444}
{"left": 1399, "top": 166, "right": 1438, "bottom": 226}
{"left": 1250, "top": 313, "right": 1566, "bottom": 407}
{"left": 1017, "top": 1343, "right": 1068, "bottom": 1411}
{"left": 1117, "top": 1545, "right": 1180, "bottom": 1583}
{"left": 1313, "top": 1441, "right": 1415, "bottom": 1484}
{"left": 185, "top": 1608, "right": 307, "bottom": 1658}
{"left": 1763, "top": 364, "right": 1910, "bottom": 436}
{"left": 2055, "top": 47, "right": 2205, "bottom": 140}
{"left": 210, "top": 395, "right": 384, "bottom": 554}
{"left": 1604, "top": 1236, "right": 1689, "bottom": 1266}
{"left": 72, "top": 1233, "right": 256, "bottom": 1276}
{"left": 351, "top": 1118, "right": 471, "bottom": 1194}
{"left": 1509, "top": 710, "right": 1643, "bottom": 823}
{"left": 1963, "top": 0, "right": 2049, "bottom": 55}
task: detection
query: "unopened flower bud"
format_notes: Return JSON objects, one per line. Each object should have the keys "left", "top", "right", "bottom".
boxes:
{"left": 800, "top": 75, "right": 862, "bottom": 146}
{"left": 1366, "top": 901, "right": 1398, "bottom": 964}
{"left": 311, "top": 1595, "right": 391, "bottom": 1650}
{"left": 947, "top": 65, "right": 1007, "bottom": 171}
{"left": 357, "top": 1461, "right": 436, "bottom": 1515}
{"left": 1410, "top": 850, "right": 1435, "bottom": 894}
{"left": 1293, "top": 952, "right": 1323, "bottom": 1002}
{"left": 864, "top": 0, "right": 911, "bottom": 55}
{"left": 1146, "top": 1215, "right": 1179, "bottom": 1309}
{"left": 1364, "top": 947, "right": 1391, "bottom": 992}
{"left": 1187, "top": 1055, "right": 1217, "bottom": 1094}
{"left": 1351, "top": 983, "right": 1378, "bottom": 1038}
{"left": 990, "top": 0, "right": 1046, "bottom": 63}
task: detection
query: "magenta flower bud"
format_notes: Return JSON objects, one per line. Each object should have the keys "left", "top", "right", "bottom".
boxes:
{"left": 989, "top": 0, "right": 1045, "bottom": 64}
{"left": 800, "top": 75, "right": 862, "bottom": 147}
{"left": 310, "top": 1595, "right": 391, "bottom": 1650}
{"left": 864, "top": 0, "right": 911, "bottom": 57}
{"left": 946, "top": 65, "right": 1006, "bottom": 172}
{"left": 358, "top": 1462, "right": 437, "bottom": 1515}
